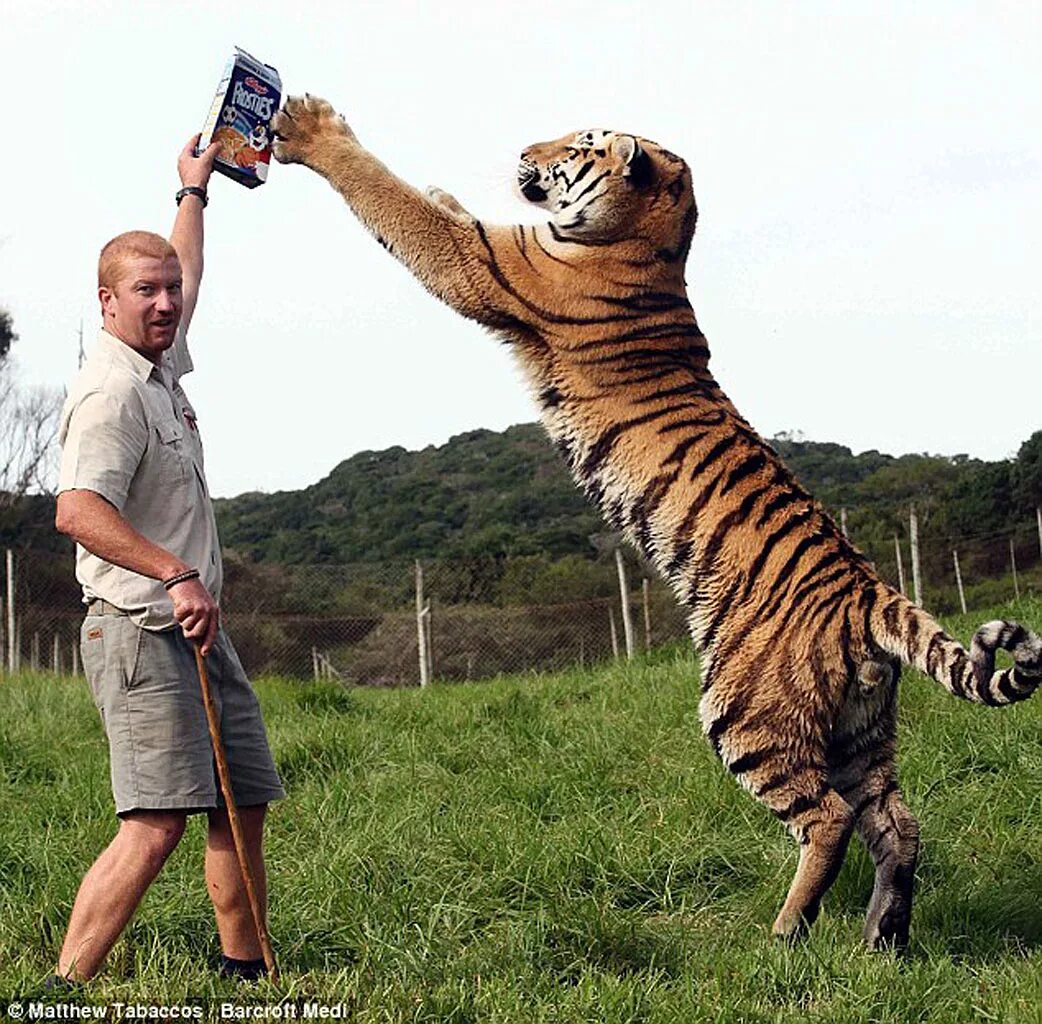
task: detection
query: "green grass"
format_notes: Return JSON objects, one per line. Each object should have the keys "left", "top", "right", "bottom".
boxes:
{"left": 2, "top": 599, "right": 1042, "bottom": 1021}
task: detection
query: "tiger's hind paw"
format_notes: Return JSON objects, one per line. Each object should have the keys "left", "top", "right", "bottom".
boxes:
{"left": 272, "top": 94, "right": 355, "bottom": 167}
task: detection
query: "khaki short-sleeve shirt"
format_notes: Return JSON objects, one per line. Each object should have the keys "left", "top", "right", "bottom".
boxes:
{"left": 58, "top": 327, "right": 222, "bottom": 629}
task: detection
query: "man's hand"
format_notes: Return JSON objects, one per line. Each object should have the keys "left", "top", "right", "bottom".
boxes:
{"left": 168, "top": 576, "right": 220, "bottom": 657}
{"left": 179, "top": 134, "right": 220, "bottom": 189}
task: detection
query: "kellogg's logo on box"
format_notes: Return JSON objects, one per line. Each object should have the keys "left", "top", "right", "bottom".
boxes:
{"left": 199, "top": 48, "right": 282, "bottom": 189}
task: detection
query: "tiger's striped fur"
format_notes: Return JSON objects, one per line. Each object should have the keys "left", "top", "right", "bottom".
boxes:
{"left": 273, "top": 96, "right": 1042, "bottom": 948}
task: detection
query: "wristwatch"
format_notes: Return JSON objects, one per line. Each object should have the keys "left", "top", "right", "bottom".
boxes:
{"left": 175, "top": 186, "right": 208, "bottom": 208}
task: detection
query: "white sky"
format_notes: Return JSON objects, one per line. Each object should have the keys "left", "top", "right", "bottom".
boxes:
{"left": 2, "top": 1, "right": 1040, "bottom": 498}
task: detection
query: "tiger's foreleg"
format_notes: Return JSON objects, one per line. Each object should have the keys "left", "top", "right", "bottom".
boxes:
{"left": 272, "top": 95, "right": 517, "bottom": 326}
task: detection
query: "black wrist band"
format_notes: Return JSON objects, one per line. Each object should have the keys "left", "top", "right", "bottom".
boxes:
{"left": 163, "top": 568, "right": 201, "bottom": 590}
{"left": 175, "top": 186, "right": 208, "bottom": 208}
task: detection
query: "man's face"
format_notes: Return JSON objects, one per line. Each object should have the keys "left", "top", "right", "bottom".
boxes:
{"left": 99, "top": 255, "right": 183, "bottom": 361}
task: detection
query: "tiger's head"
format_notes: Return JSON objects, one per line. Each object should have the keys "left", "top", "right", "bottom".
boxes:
{"left": 516, "top": 130, "right": 697, "bottom": 260}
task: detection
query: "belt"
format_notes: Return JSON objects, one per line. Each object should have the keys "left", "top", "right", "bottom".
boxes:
{"left": 86, "top": 598, "right": 128, "bottom": 616}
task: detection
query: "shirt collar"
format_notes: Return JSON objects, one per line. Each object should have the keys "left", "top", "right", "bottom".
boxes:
{"left": 96, "top": 328, "right": 159, "bottom": 382}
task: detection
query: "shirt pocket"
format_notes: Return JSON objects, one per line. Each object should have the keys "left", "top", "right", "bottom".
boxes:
{"left": 154, "top": 419, "right": 190, "bottom": 485}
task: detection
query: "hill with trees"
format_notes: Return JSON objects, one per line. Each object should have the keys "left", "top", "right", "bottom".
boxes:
{"left": 213, "top": 423, "right": 1042, "bottom": 572}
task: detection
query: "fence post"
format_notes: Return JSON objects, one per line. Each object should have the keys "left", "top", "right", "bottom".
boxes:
{"left": 6, "top": 550, "right": 14, "bottom": 674}
{"left": 614, "top": 548, "right": 635, "bottom": 660}
{"left": 953, "top": 550, "right": 967, "bottom": 615}
{"left": 642, "top": 578, "right": 652, "bottom": 651}
{"left": 415, "top": 561, "right": 429, "bottom": 688}
{"left": 72, "top": 640, "right": 79, "bottom": 677}
{"left": 608, "top": 606, "right": 619, "bottom": 659}
{"left": 31, "top": 632, "right": 40, "bottom": 672}
{"left": 52, "top": 634, "right": 60, "bottom": 675}
{"left": 893, "top": 535, "right": 906, "bottom": 596}
{"left": 909, "top": 507, "right": 923, "bottom": 607}
{"left": 840, "top": 507, "right": 848, "bottom": 539}
{"left": 1010, "top": 537, "right": 1020, "bottom": 600}
{"left": 1037, "top": 507, "right": 1042, "bottom": 559}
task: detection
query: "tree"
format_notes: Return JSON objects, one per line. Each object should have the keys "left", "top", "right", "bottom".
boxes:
{"left": 0, "top": 307, "right": 63, "bottom": 508}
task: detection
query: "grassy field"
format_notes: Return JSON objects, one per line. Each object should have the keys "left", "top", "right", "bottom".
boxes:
{"left": 2, "top": 599, "right": 1042, "bottom": 1022}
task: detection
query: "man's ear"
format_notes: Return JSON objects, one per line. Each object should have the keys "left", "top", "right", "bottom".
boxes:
{"left": 611, "top": 135, "right": 654, "bottom": 187}
{"left": 99, "top": 286, "right": 115, "bottom": 321}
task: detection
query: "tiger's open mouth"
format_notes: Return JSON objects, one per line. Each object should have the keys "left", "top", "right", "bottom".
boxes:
{"left": 517, "top": 162, "right": 546, "bottom": 202}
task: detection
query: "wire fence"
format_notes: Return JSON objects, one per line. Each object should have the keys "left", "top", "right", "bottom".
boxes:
{"left": 2, "top": 510, "right": 1041, "bottom": 685}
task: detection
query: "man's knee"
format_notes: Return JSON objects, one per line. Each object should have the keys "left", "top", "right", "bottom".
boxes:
{"left": 207, "top": 804, "right": 267, "bottom": 851}
{"left": 118, "top": 811, "right": 188, "bottom": 871}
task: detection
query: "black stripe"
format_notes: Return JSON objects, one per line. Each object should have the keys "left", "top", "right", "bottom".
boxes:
{"left": 688, "top": 435, "right": 738, "bottom": 482}
{"left": 882, "top": 598, "right": 902, "bottom": 636}
{"left": 658, "top": 410, "right": 727, "bottom": 435}
{"left": 765, "top": 533, "right": 829, "bottom": 600}
{"left": 720, "top": 452, "right": 768, "bottom": 496}
{"left": 573, "top": 170, "right": 610, "bottom": 203}
{"left": 925, "top": 633, "right": 944, "bottom": 677}
{"left": 474, "top": 222, "right": 645, "bottom": 325}
{"left": 582, "top": 339, "right": 710, "bottom": 369}
{"left": 705, "top": 691, "right": 754, "bottom": 755}
{"left": 579, "top": 405, "right": 691, "bottom": 479}
{"left": 765, "top": 554, "right": 847, "bottom": 624}
{"left": 592, "top": 291, "right": 690, "bottom": 312}
{"left": 662, "top": 430, "right": 712, "bottom": 467}
{"left": 755, "top": 490, "right": 804, "bottom": 528}
{"left": 532, "top": 229, "right": 576, "bottom": 267}
{"left": 727, "top": 747, "right": 777, "bottom": 776}
{"left": 997, "top": 672, "right": 1022, "bottom": 703}
{"left": 947, "top": 650, "right": 969, "bottom": 699}
{"left": 569, "top": 159, "right": 594, "bottom": 187}
{"left": 777, "top": 789, "right": 827, "bottom": 822}
{"left": 692, "top": 482, "right": 781, "bottom": 583}
{"left": 572, "top": 321, "right": 707, "bottom": 353}
{"left": 698, "top": 572, "right": 745, "bottom": 655}
{"left": 738, "top": 507, "right": 816, "bottom": 604}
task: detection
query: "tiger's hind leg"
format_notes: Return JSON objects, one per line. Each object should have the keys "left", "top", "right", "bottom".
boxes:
{"left": 830, "top": 675, "right": 920, "bottom": 950}
{"left": 726, "top": 749, "right": 855, "bottom": 939}
{"left": 764, "top": 779, "right": 856, "bottom": 940}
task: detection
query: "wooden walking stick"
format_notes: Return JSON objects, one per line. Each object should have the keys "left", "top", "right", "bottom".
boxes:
{"left": 194, "top": 645, "right": 278, "bottom": 980}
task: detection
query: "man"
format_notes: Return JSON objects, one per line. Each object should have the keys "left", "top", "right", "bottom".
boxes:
{"left": 53, "top": 136, "right": 285, "bottom": 983}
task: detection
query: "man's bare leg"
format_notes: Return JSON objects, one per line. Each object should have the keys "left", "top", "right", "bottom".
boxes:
{"left": 205, "top": 804, "right": 268, "bottom": 961}
{"left": 57, "top": 811, "right": 187, "bottom": 980}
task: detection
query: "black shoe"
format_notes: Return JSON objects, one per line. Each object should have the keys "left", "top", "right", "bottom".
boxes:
{"left": 219, "top": 955, "right": 268, "bottom": 982}
{"left": 44, "top": 974, "right": 83, "bottom": 993}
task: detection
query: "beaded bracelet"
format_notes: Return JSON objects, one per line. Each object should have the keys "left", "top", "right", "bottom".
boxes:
{"left": 163, "top": 568, "right": 201, "bottom": 590}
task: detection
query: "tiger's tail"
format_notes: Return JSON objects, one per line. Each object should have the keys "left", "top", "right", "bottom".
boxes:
{"left": 870, "top": 587, "right": 1042, "bottom": 705}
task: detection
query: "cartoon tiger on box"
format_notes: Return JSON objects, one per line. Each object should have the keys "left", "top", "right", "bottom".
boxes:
{"left": 272, "top": 95, "right": 1042, "bottom": 949}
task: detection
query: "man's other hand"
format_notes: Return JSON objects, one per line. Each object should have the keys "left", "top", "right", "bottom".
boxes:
{"left": 169, "top": 576, "right": 220, "bottom": 656}
{"left": 179, "top": 135, "right": 220, "bottom": 189}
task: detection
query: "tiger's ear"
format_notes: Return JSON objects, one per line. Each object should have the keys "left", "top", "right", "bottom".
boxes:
{"left": 611, "top": 135, "right": 654, "bottom": 188}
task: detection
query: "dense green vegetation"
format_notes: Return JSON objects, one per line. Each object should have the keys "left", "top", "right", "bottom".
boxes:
{"left": 211, "top": 424, "right": 1042, "bottom": 569}
{"left": 2, "top": 598, "right": 1042, "bottom": 1020}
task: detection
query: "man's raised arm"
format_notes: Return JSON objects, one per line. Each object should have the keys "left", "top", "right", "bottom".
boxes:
{"left": 170, "top": 136, "right": 219, "bottom": 332}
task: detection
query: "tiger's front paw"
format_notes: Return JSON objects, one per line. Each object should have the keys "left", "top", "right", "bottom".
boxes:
{"left": 272, "top": 94, "right": 355, "bottom": 167}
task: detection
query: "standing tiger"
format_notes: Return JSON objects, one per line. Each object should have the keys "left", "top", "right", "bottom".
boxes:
{"left": 271, "top": 95, "right": 1042, "bottom": 949}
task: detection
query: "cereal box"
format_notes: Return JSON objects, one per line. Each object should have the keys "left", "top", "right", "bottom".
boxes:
{"left": 199, "top": 48, "right": 281, "bottom": 188}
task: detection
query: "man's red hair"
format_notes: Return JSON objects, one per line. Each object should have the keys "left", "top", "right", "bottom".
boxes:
{"left": 98, "top": 231, "right": 179, "bottom": 291}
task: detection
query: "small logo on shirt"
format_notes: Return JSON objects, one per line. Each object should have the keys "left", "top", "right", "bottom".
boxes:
{"left": 87, "top": 627, "right": 103, "bottom": 641}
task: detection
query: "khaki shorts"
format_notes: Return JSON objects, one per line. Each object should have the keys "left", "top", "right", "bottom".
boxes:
{"left": 81, "top": 616, "right": 285, "bottom": 816}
